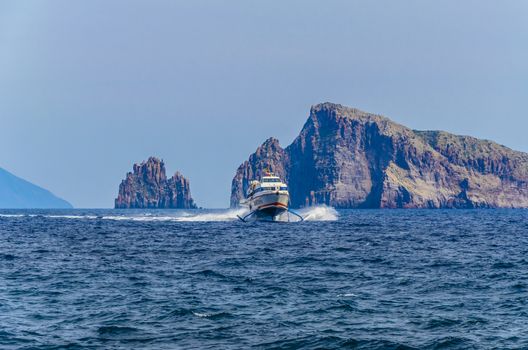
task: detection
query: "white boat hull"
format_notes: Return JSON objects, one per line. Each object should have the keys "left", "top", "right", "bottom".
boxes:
{"left": 248, "top": 191, "right": 289, "bottom": 219}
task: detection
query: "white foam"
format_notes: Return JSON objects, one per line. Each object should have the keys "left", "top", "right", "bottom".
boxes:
{"left": 101, "top": 209, "right": 248, "bottom": 222}
{"left": 298, "top": 206, "right": 339, "bottom": 221}
{"left": 0, "top": 214, "right": 99, "bottom": 219}
{"left": 101, "top": 215, "right": 154, "bottom": 221}
{"left": 337, "top": 293, "right": 357, "bottom": 297}
{"left": 0, "top": 207, "right": 338, "bottom": 222}
{"left": 171, "top": 209, "right": 247, "bottom": 222}
{"left": 47, "top": 215, "right": 99, "bottom": 220}
{"left": 0, "top": 210, "right": 248, "bottom": 222}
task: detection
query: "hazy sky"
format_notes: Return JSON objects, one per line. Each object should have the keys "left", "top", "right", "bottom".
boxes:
{"left": 1, "top": 1, "right": 527, "bottom": 208}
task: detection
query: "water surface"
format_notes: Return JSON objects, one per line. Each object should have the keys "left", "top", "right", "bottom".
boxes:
{"left": 1, "top": 209, "right": 528, "bottom": 349}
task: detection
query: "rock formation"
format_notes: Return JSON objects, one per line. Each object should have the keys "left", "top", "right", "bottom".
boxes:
{"left": 231, "top": 102, "right": 528, "bottom": 208}
{"left": 115, "top": 157, "right": 197, "bottom": 209}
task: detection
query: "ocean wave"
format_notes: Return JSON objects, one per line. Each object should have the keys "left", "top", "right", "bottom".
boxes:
{"left": 0, "top": 213, "right": 98, "bottom": 220}
{"left": 1, "top": 209, "right": 527, "bottom": 349}
{"left": 337, "top": 293, "right": 357, "bottom": 297}
{"left": 255, "top": 335, "right": 416, "bottom": 350}
{"left": 97, "top": 325, "right": 140, "bottom": 335}
{"left": 191, "top": 311, "right": 232, "bottom": 320}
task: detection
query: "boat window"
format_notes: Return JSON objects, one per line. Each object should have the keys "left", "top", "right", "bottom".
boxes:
{"left": 280, "top": 186, "right": 288, "bottom": 190}
{"left": 262, "top": 178, "right": 280, "bottom": 183}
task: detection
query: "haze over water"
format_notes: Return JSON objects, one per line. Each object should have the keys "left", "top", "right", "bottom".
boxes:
{"left": 2, "top": 209, "right": 528, "bottom": 349}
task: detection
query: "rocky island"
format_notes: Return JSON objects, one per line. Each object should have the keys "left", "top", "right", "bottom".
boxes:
{"left": 115, "top": 157, "right": 196, "bottom": 209}
{"left": 231, "top": 103, "right": 528, "bottom": 208}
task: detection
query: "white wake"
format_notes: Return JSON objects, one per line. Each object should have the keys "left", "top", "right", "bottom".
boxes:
{"left": 0, "top": 206, "right": 338, "bottom": 222}
{"left": 0, "top": 210, "right": 247, "bottom": 222}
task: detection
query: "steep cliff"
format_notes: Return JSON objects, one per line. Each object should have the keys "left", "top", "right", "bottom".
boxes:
{"left": 231, "top": 103, "right": 528, "bottom": 208}
{"left": 115, "top": 157, "right": 197, "bottom": 209}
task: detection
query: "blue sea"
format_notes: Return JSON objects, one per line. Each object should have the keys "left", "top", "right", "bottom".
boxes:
{"left": 1, "top": 208, "right": 528, "bottom": 349}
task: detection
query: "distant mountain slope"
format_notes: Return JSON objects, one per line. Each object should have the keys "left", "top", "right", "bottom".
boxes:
{"left": 0, "top": 167, "right": 73, "bottom": 209}
{"left": 231, "top": 102, "right": 528, "bottom": 208}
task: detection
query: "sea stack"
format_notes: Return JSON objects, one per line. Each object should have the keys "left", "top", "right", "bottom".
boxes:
{"left": 231, "top": 102, "right": 528, "bottom": 209}
{"left": 115, "top": 157, "right": 197, "bottom": 209}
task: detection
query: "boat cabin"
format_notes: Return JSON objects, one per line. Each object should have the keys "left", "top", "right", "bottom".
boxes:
{"left": 246, "top": 175, "right": 288, "bottom": 198}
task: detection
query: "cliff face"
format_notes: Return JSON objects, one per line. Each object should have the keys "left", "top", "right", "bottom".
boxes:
{"left": 231, "top": 103, "right": 528, "bottom": 208}
{"left": 231, "top": 137, "right": 289, "bottom": 208}
{"left": 115, "top": 157, "right": 196, "bottom": 209}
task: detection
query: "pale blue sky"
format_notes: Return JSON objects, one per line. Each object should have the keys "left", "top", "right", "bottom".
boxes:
{"left": 1, "top": 1, "right": 527, "bottom": 208}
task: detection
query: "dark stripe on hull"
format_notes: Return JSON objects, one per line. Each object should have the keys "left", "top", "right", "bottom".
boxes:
{"left": 255, "top": 203, "right": 288, "bottom": 219}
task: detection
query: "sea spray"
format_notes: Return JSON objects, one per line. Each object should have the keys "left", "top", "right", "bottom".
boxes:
{"left": 299, "top": 206, "right": 339, "bottom": 221}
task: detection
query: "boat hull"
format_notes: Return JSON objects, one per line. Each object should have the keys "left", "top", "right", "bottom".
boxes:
{"left": 248, "top": 192, "right": 289, "bottom": 220}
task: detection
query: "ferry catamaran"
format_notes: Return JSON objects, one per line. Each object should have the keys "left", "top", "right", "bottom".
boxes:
{"left": 237, "top": 172, "right": 303, "bottom": 222}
